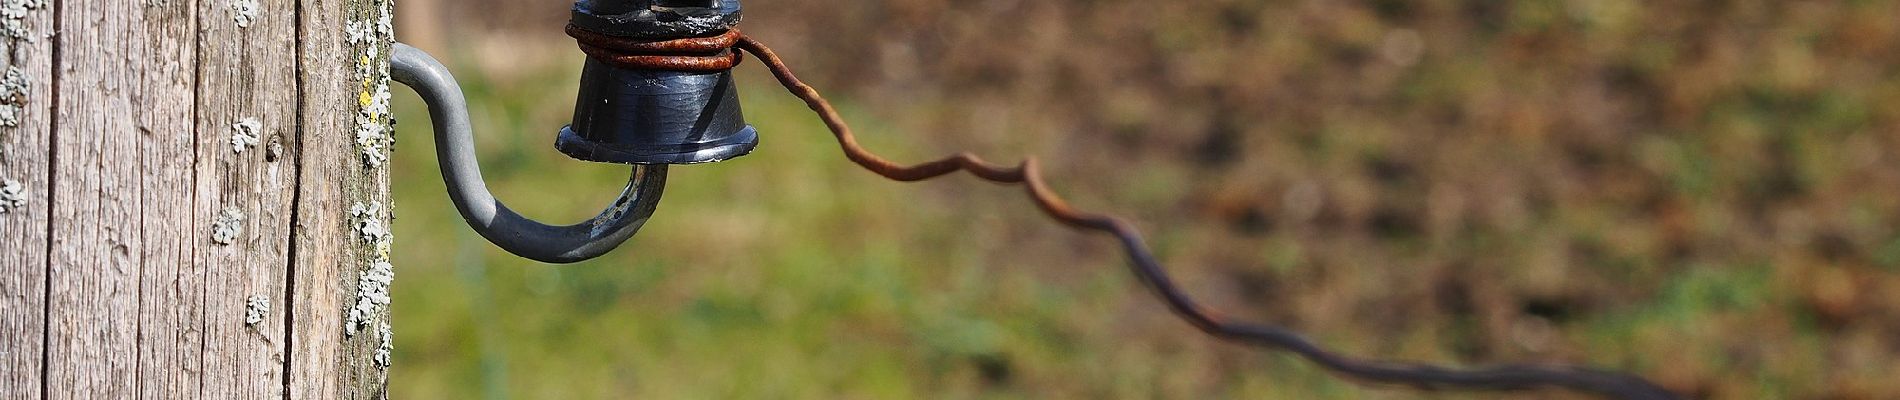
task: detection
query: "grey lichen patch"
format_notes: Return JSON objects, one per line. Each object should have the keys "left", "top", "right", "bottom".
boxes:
{"left": 350, "top": 201, "right": 391, "bottom": 248}
{"left": 244, "top": 294, "right": 270, "bottom": 325}
{"left": 0, "top": 103, "right": 16, "bottom": 127}
{"left": 1, "top": 66, "right": 29, "bottom": 127}
{"left": 230, "top": 0, "right": 259, "bottom": 28}
{"left": 0, "top": 103, "right": 17, "bottom": 127}
{"left": 211, "top": 206, "right": 245, "bottom": 245}
{"left": 348, "top": 0, "right": 396, "bottom": 169}
{"left": 352, "top": 82, "right": 392, "bottom": 167}
{"left": 1, "top": 66, "right": 23, "bottom": 95}
{"left": 346, "top": 200, "right": 397, "bottom": 337}
{"left": 344, "top": 19, "right": 377, "bottom": 49}
{"left": 231, "top": 117, "right": 262, "bottom": 153}
{"left": 341, "top": 0, "right": 401, "bottom": 359}
{"left": 344, "top": 204, "right": 398, "bottom": 338}
{"left": 373, "top": 322, "right": 392, "bottom": 369}
{"left": 345, "top": 259, "right": 393, "bottom": 336}
{"left": 0, "top": 178, "right": 25, "bottom": 214}
{"left": 1, "top": 0, "right": 46, "bottom": 41}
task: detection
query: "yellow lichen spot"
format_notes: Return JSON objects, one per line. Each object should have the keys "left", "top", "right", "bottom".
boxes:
{"left": 359, "top": 90, "right": 373, "bottom": 107}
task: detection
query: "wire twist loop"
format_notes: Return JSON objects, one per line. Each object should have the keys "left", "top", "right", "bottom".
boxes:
{"left": 567, "top": 24, "right": 744, "bottom": 72}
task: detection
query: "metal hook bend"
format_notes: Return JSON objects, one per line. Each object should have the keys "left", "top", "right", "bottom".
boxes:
{"left": 390, "top": 42, "right": 666, "bottom": 264}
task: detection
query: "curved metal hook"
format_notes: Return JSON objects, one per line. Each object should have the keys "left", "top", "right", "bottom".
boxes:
{"left": 390, "top": 42, "right": 666, "bottom": 264}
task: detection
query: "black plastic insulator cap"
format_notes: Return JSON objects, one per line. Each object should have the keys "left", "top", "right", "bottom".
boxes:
{"left": 557, "top": 57, "right": 758, "bottom": 165}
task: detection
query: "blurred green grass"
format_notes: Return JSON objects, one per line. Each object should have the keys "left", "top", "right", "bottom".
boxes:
{"left": 387, "top": 1, "right": 1900, "bottom": 398}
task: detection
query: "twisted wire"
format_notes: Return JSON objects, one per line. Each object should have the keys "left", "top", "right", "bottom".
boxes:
{"left": 728, "top": 35, "right": 1681, "bottom": 400}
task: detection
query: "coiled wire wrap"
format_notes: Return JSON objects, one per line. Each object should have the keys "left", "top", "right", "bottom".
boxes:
{"left": 569, "top": 25, "right": 1681, "bottom": 399}
{"left": 566, "top": 24, "right": 744, "bottom": 72}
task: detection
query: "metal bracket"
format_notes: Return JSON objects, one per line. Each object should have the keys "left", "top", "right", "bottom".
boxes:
{"left": 390, "top": 43, "right": 666, "bottom": 264}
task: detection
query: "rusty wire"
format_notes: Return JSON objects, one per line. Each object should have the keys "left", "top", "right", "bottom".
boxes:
{"left": 566, "top": 24, "right": 744, "bottom": 72}
{"left": 729, "top": 35, "right": 1683, "bottom": 400}
{"left": 564, "top": 24, "right": 1682, "bottom": 399}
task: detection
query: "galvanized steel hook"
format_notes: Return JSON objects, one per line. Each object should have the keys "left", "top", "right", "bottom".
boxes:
{"left": 390, "top": 43, "right": 668, "bottom": 264}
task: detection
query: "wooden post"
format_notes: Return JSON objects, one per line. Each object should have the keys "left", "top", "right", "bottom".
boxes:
{"left": 1, "top": 0, "right": 398, "bottom": 398}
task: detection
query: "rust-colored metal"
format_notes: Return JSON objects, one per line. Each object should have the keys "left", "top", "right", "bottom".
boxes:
{"left": 732, "top": 34, "right": 1680, "bottom": 400}
{"left": 575, "top": 43, "right": 743, "bottom": 72}
{"left": 567, "top": 24, "right": 745, "bottom": 72}
{"left": 567, "top": 25, "right": 742, "bottom": 53}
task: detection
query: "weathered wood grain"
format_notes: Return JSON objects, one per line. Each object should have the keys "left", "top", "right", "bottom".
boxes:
{"left": 129, "top": 0, "right": 203, "bottom": 398}
{"left": 290, "top": 0, "right": 394, "bottom": 398}
{"left": 46, "top": 0, "right": 152, "bottom": 396}
{"left": 0, "top": 0, "right": 55, "bottom": 396}
{"left": 289, "top": 0, "right": 351, "bottom": 395}
{"left": 195, "top": 0, "right": 302, "bottom": 396}
{"left": 2, "top": 0, "right": 395, "bottom": 398}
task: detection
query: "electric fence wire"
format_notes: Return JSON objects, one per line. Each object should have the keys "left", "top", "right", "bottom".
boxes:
{"left": 566, "top": 25, "right": 1683, "bottom": 400}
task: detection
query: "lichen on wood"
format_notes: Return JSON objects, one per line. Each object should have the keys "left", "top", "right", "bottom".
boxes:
{"left": 284, "top": 0, "right": 404, "bottom": 395}
{"left": 349, "top": 201, "right": 390, "bottom": 246}
{"left": 347, "top": 0, "right": 395, "bottom": 168}
{"left": 1, "top": 0, "right": 44, "bottom": 135}
{"left": 344, "top": 199, "right": 394, "bottom": 337}
{"left": 230, "top": 0, "right": 259, "bottom": 28}
{"left": 244, "top": 295, "right": 270, "bottom": 326}
{"left": 344, "top": 260, "right": 392, "bottom": 336}
{"left": 1, "top": 66, "right": 29, "bottom": 127}
{"left": 339, "top": 0, "right": 398, "bottom": 347}
{"left": 211, "top": 206, "right": 245, "bottom": 245}
{"left": 231, "top": 117, "right": 262, "bottom": 153}
{"left": 0, "top": 178, "right": 24, "bottom": 213}
{"left": 371, "top": 323, "right": 391, "bottom": 369}
{"left": 0, "top": 0, "right": 45, "bottom": 41}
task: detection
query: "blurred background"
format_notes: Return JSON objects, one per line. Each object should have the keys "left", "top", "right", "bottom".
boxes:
{"left": 386, "top": 0, "right": 1900, "bottom": 398}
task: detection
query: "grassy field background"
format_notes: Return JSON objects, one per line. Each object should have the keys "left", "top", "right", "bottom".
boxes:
{"left": 386, "top": 1, "right": 1900, "bottom": 398}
